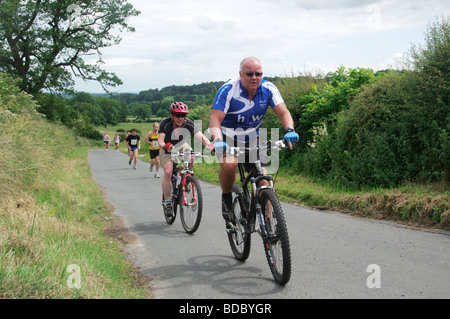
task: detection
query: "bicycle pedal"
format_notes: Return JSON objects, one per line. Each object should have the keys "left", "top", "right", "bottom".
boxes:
{"left": 226, "top": 222, "right": 238, "bottom": 232}
{"left": 164, "top": 210, "right": 173, "bottom": 217}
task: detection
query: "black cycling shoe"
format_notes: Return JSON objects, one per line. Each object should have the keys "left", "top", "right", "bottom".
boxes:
{"left": 164, "top": 201, "right": 173, "bottom": 217}
{"left": 221, "top": 200, "right": 233, "bottom": 223}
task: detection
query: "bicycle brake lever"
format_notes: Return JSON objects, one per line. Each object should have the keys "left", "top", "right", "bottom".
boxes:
{"left": 230, "top": 147, "right": 240, "bottom": 157}
{"left": 275, "top": 140, "right": 286, "bottom": 150}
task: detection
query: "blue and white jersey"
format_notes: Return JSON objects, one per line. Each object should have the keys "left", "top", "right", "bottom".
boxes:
{"left": 212, "top": 77, "right": 284, "bottom": 143}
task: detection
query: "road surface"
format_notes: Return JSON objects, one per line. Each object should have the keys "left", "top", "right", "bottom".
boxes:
{"left": 89, "top": 149, "right": 450, "bottom": 299}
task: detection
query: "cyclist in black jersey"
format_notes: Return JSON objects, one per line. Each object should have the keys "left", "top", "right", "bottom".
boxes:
{"left": 158, "top": 102, "right": 213, "bottom": 216}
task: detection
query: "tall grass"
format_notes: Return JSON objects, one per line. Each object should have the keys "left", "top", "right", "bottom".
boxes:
{"left": 0, "top": 74, "right": 150, "bottom": 299}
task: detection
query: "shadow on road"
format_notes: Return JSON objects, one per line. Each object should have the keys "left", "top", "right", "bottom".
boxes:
{"left": 141, "top": 254, "right": 287, "bottom": 298}
{"left": 131, "top": 221, "right": 191, "bottom": 239}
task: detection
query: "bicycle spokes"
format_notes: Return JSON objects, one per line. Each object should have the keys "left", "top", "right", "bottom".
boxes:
{"left": 180, "top": 176, "right": 203, "bottom": 234}
{"left": 260, "top": 189, "right": 291, "bottom": 285}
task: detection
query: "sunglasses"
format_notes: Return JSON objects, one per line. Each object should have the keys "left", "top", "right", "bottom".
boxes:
{"left": 242, "top": 72, "right": 263, "bottom": 78}
{"left": 173, "top": 114, "right": 186, "bottom": 118}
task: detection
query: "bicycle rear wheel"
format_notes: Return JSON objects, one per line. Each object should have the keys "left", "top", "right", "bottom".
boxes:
{"left": 227, "top": 184, "right": 251, "bottom": 261}
{"left": 180, "top": 176, "right": 203, "bottom": 234}
{"left": 260, "top": 189, "right": 291, "bottom": 285}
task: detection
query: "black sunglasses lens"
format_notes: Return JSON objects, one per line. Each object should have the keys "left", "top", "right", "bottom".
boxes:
{"left": 244, "top": 72, "right": 263, "bottom": 77}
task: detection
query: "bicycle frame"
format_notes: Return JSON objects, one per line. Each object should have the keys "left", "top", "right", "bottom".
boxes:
{"left": 164, "top": 149, "right": 207, "bottom": 233}
{"left": 231, "top": 140, "right": 284, "bottom": 236}
{"left": 172, "top": 150, "right": 204, "bottom": 205}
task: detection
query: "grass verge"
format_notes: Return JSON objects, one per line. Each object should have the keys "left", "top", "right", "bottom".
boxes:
{"left": 192, "top": 164, "right": 449, "bottom": 230}
{"left": 0, "top": 77, "right": 151, "bottom": 299}
{"left": 0, "top": 146, "right": 152, "bottom": 299}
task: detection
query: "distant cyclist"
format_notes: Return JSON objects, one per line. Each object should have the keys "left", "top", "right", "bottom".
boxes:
{"left": 158, "top": 102, "right": 213, "bottom": 217}
{"left": 145, "top": 122, "right": 161, "bottom": 178}
{"left": 209, "top": 57, "right": 299, "bottom": 222}
{"left": 126, "top": 128, "right": 141, "bottom": 170}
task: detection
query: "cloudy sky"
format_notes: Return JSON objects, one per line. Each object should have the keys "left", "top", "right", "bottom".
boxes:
{"left": 74, "top": 0, "right": 449, "bottom": 93}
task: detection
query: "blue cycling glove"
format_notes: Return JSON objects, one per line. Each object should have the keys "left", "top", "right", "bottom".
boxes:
{"left": 283, "top": 127, "right": 299, "bottom": 144}
{"left": 213, "top": 139, "right": 229, "bottom": 155}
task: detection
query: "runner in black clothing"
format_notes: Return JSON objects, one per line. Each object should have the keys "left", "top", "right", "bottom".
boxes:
{"left": 126, "top": 128, "right": 141, "bottom": 169}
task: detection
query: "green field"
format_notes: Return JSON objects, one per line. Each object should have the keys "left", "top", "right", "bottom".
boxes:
{"left": 101, "top": 121, "right": 160, "bottom": 136}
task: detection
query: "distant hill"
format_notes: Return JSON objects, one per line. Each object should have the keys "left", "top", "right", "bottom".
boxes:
{"left": 88, "top": 77, "right": 281, "bottom": 103}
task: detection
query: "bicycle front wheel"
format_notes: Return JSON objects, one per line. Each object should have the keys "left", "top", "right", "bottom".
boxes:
{"left": 179, "top": 176, "right": 203, "bottom": 234}
{"left": 260, "top": 189, "right": 291, "bottom": 285}
{"left": 227, "top": 184, "right": 251, "bottom": 261}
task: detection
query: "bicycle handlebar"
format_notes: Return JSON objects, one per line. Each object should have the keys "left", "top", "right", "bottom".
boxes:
{"left": 229, "top": 139, "right": 287, "bottom": 156}
{"left": 172, "top": 149, "right": 209, "bottom": 160}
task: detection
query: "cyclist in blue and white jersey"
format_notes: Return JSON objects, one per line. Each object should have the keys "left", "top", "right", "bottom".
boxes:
{"left": 209, "top": 57, "right": 299, "bottom": 222}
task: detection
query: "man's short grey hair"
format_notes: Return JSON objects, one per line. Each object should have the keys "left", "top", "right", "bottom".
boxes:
{"left": 239, "top": 57, "right": 261, "bottom": 71}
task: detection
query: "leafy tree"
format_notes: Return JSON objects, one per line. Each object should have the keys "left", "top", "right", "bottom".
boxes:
{"left": 134, "top": 102, "right": 152, "bottom": 121}
{"left": 69, "top": 100, "right": 106, "bottom": 126}
{"left": 72, "top": 110, "right": 103, "bottom": 139}
{"left": 34, "top": 92, "right": 102, "bottom": 138}
{"left": 298, "top": 67, "right": 376, "bottom": 149}
{"left": 35, "top": 92, "right": 75, "bottom": 125}
{"left": 408, "top": 16, "right": 449, "bottom": 82}
{"left": 262, "top": 74, "right": 323, "bottom": 150}
{"left": 95, "top": 95, "right": 122, "bottom": 125}
{"left": 117, "top": 101, "right": 128, "bottom": 123}
{"left": 0, "top": 0, "right": 140, "bottom": 95}
{"left": 69, "top": 91, "right": 96, "bottom": 105}
{"left": 127, "top": 101, "right": 152, "bottom": 121}
{"left": 156, "top": 107, "right": 169, "bottom": 118}
{"left": 407, "top": 16, "right": 449, "bottom": 181}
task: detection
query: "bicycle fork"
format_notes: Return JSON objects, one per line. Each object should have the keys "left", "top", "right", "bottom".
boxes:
{"left": 251, "top": 177, "right": 275, "bottom": 240}
{"left": 255, "top": 203, "right": 267, "bottom": 237}
{"left": 181, "top": 176, "right": 196, "bottom": 206}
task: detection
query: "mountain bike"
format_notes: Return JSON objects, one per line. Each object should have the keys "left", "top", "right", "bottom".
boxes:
{"left": 162, "top": 149, "right": 206, "bottom": 234}
{"left": 225, "top": 140, "right": 292, "bottom": 285}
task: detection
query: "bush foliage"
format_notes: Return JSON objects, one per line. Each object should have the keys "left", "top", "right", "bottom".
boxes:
{"left": 281, "top": 17, "right": 449, "bottom": 189}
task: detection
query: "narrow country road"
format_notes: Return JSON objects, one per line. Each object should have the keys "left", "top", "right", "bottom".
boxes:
{"left": 89, "top": 149, "right": 450, "bottom": 299}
